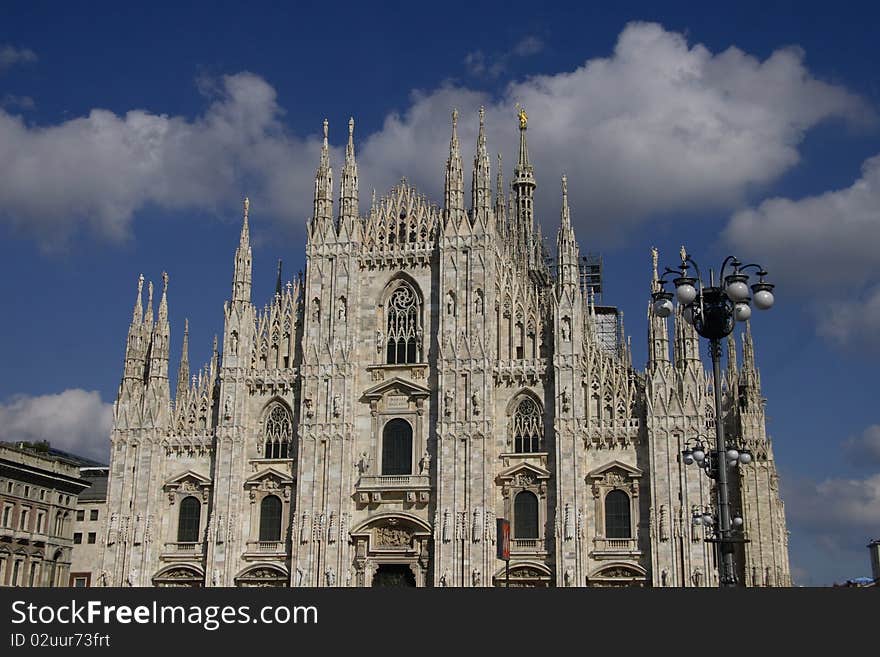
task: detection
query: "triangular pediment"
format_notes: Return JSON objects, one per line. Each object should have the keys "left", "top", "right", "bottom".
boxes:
{"left": 163, "top": 469, "right": 212, "bottom": 489}
{"left": 244, "top": 467, "right": 294, "bottom": 486}
{"left": 361, "top": 376, "right": 431, "bottom": 400}
{"left": 587, "top": 460, "right": 642, "bottom": 480}
{"left": 496, "top": 461, "right": 551, "bottom": 482}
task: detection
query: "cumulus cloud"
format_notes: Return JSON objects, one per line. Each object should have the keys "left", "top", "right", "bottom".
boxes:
{"left": 366, "top": 22, "right": 870, "bottom": 241}
{"left": 0, "top": 389, "right": 113, "bottom": 462}
{"left": 725, "top": 155, "right": 880, "bottom": 347}
{"left": 0, "top": 22, "right": 872, "bottom": 251}
{"left": 0, "top": 45, "right": 37, "bottom": 71}
{"left": 0, "top": 72, "right": 331, "bottom": 249}
{"left": 784, "top": 470, "right": 880, "bottom": 583}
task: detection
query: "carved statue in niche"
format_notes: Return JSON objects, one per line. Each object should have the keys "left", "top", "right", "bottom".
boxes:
{"left": 561, "top": 317, "right": 571, "bottom": 342}
{"left": 304, "top": 398, "right": 314, "bottom": 419}
{"left": 661, "top": 569, "right": 669, "bottom": 587}
{"left": 692, "top": 568, "right": 704, "bottom": 587}
{"left": 472, "top": 569, "right": 481, "bottom": 586}
{"left": 442, "top": 509, "right": 451, "bottom": 543}
{"left": 564, "top": 504, "right": 574, "bottom": 541}
{"left": 561, "top": 386, "right": 571, "bottom": 413}
{"left": 230, "top": 331, "right": 238, "bottom": 355}
{"left": 418, "top": 450, "right": 431, "bottom": 475}
{"left": 337, "top": 298, "right": 346, "bottom": 322}
{"left": 472, "top": 508, "right": 482, "bottom": 543}
{"left": 357, "top": 451, "right": 371, "bottom": 474}
{"left": 327, "top": 512, "right": 337, "bottom": 544}
{"left": 564, "top": 567, "right": 574, "bottom": 587}
{"left": 376, "top": 329, "right": 383, "bottom": 353}
{"left": 439, "top": 569, "right": 450, "bottom": 587}
{"left": 446, "top": 291, "right": 455, "bottom": 316}
{"left": 444, "top": 388, "right": 454, "bottom": 418}
{"left": 659, "top": 505, "right": 669, "bottom": 541}
{"left": 332, "top": 395, "right": 341, "bottom": 418}
{"left": 126, "top": 568, "right": 138, "bottom": 587}
{"left": 475, "top": 291, "right": 483, "bottom": 315}
{"left": 300, "top": 512, "right": 311, "bottom": 544}
{"left": 325, "top": 567, "right": 335, "bottom": 587}
{"left": 295, "top": 568, "right": 304, "bottom": 587}
{"left": 311, "top": 298, "right": 320, "bottom": 322}
{"left": 471, "top": 391, "right": 480, "bottom": 415}
{"left": 224, "top": 396, "right": 231, "bottom": 419}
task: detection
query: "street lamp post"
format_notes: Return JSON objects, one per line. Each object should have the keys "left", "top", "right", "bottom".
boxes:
{"left": 651, "top": 249, "right": 775, "bottom": 587}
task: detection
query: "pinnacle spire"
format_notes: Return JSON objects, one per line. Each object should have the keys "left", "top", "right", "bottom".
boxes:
{"left": 175, "top": 318, "right": 190, "bottom": 410}
{"left": 472, "top": 106, "right": 491, "bottom": 226}
{"left": 339, "top": 116, "right": 359, "bottom": 232}
{"left": 232, "top": 197, "right": 253, "bottom": 304}
{"left": 312, "top": 118, "right": 334, "bottom": 238}
{"left": 158, "top": 272, "right": 169, "bottom": 323}
{"left": 444, "top": 108, "right": 465, "bottom": 228}
{"left": 275, "top": 259, "right": 283, "bottom": 297}
{"left": 132, "top": 274, "right": 144, "bottom": 324}
{"left": 144, "top": 280, "right": 154, "bottom": 326}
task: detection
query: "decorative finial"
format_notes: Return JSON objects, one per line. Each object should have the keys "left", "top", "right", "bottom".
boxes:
{"left": 243, "top": 197, "right": 249, "bottom": 219}
{"left": 452, "top": 108, "right": 458, "bottom": 127}
{"left": 479, "top": 105, "right": 485, "bottom": 126}
{"left": 162, "top": 271, "right": 168, "bottom": 292}
{"left": 680, "top": 245, "right": 687, "bottom": 263}
{"left": 137, "top": 273, "right": 144, "bottom": 294}
{"left": 147, "top": 280, "right": 154, "bottom": 302}
{"left": 561, "top": 174, "right": 568, "bottom": 196}
{"left": 322, "top": 118, "right": 329, "bottom": 140}
{"left": 348, "top": 117, "right": 354, "bottom": 136}
{"left": 184, "top": 318, "right": 189, "bottom": 334}
{"left": 516, "top": 104, "right": 528, "bottom": 129}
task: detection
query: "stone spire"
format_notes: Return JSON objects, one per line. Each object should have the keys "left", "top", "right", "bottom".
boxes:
{"left": 741, "top": 320, "right": 761, "bottom": 392}
{"left": 444, "top": 109, "right": 465, "bottom": 230}
{"left": 144, "top": 272, "right": 171, "bottom": 427}
{"left": 311, "top": 118, "right": 334, "bottom": 240}
{"left": 673, "top": 246, "right": 700, "bottom": 369}
{"left": 471, "top": 106, "right": 492, "bottom": 227}
{"left": 513, "top": 106, "right": 536, "bottom": 263}
{"left": 132, "top": 273, "right": 144, "bottom": 325}
{"left": 143, "top": 279, "right": 154, "bottom": 328}
{"left": 648, "top": 247, "right": 670, "bottom": 368}
{"left": 175, "top": 318, "right": 190, "bottom": 411}
{"left": 494, "top": 152, "right": 506, "bottom": 235}
{"left": 338, "top": 117, "right": 359, "bottom": 236}
{"left": 275, "top": 259, "right": 283, "bottom": 298}
{"left": 232, "top": 197, "right": 252, "bottom": 304}
{"left": 122, "top": 274, "right": 147, "bottom": 385}
{"left": 556, "top": 175, "right": 579, "bottom": 291}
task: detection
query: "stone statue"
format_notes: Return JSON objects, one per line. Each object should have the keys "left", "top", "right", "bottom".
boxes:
{"left": 471, "top": 391, "right": 480, "bottom": 415}
{"left": 126, "top": 568, "right": 138, "bottom": 587}
{"left": 661, "top": 569, "right": 668, "bottom": 587}
{"left": 561, "top": 386, "right": 571, "bottom": 413}
{"left": 296, "top": 568, "right": 304, "bottom": 587}
{"left": 518, "top": 106, "right": 528, "bottom": 129}
{"left": 561, "top": 317, "right": 571, "bottom": 342}
{"left": 332, "top": 395, "right": 341, "bottom": 418}
{"left": 337, "top": 298, "right": 346, "bottom": 322}
{"left": 224, "top": 396, "right": 231, "bottom": 419}
{"left": 439, "top": 569, "right": 450, "bottom": 587}
{"left": 444, "top": 388, "right": 454, "bottom": 418}
{"left": 446, "top": 290, "right": 455, "bottom": 316}
{"left": 659, "top": 505, "right": 669, "bottom": 542}
{"left": 564, "top": 567, "right": 574, "bottom": 587}
{"left": 212, "top": 568, "right": 219, "bottom": 587}
{"left": 97, "top": 570, "right": 109, "bottom": 587}
{"left": 475, "top": 292, "right": 483, "bottom": 315}
{"left": 376, "top": 329, "right": 383, "bottom": 353}
{"left": 418, "top": 450, "right": 431, "bottom": 475}
{"left": 357, "top": 451, "right": 371, "bottom": 474}
{"left": 325, "top": 567, "right": 335, "bottom": 587}
{"left": 472, "top": 568, "right": 481, "bottom": 587}
{"left": 692, "top": 568, "right": 704, "bottom": 587}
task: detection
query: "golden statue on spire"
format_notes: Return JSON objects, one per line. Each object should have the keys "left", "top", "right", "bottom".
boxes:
{"left": 517, "top": 104, "right": 528, "bottom": 129}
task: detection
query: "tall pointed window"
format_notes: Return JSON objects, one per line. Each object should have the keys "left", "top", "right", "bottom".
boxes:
{"left": 263, "top": 403, "right": 292, "bottom": 459}
{"left": 514, "top": 491, "right": 539, "bottom": 538}
{"left": 382, "top": 419, "right": 413, "bottom": 475}
{"left": 385, "top": 279, "right": 422, "bottom": 365}
{"left": 512, "top": 397, "right": 543, "bottom": 453}
{"left": 259, "top": 495, "right": 282, "bottom": 542}
{"left": 604, "top": 490, "right": 631, "bottom": 538}
{"left": 177, "top": 496, "right": 201, "bottom": 543}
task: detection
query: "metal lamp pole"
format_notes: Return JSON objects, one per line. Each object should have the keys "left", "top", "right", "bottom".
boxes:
{"left": 652, "top": 250, "right": 775, "bottom": 588}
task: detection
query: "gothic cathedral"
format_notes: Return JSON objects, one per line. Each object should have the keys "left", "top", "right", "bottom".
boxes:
{"left": 100, "top": 109, "right": 791, "bottom": 587}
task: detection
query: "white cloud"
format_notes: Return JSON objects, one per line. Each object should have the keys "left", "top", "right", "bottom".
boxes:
{"left": 0, "top": 72, "right": 331, "bottom": 250}
{"left": 513, "top": 36, "right": 543, "bottom": 57}
{"left": 0, "top": 23, "right": 871, "bottom": 251}
{"left": 725, "top": 155, "right": 880, "bottom": 347}
{"left": 0, "top": 45, "right": 37, "bottom": 71}
{"left": 0, "top": 389, "right": 113, "bottom": 462}
{"left": 464, "top": 35, "right": 543, "bottom": 78}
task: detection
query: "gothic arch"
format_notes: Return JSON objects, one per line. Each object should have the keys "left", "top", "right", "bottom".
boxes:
{"left": 379, "top": 274, "right": 424, "bottom": 365}
{"left": 586, "top": 562, "right": 647, "bottom": 588}
{"left": 260, "top": 398, "right": 294, "bottom": 459}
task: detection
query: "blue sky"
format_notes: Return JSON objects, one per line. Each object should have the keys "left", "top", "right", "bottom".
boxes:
{"left": 1, "top": 1, "right": 879, "bottom": 586}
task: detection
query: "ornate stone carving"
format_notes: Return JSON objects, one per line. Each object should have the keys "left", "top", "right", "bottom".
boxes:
{"left": 375, "top": 525, "right": 413, "bottom": 547}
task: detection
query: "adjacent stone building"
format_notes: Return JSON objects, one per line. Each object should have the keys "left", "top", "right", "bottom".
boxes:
{"left": 70, "top": 466, "right": 108, "bottom": 586}
{"left": 98, "top": 110, "right": 791, "bottom": 587}
{"left": 0, "top": 442, "right": 92, "bottom": 586}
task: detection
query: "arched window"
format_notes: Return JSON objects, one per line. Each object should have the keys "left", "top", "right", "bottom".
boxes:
{"left": 382, "top": 419, "right": 413, "bottom": 475}
{"left": 259, "top": 495, "right": 282, "bottom": 542}
{"left": 512, "top": 397, "right": 543, "bottom": 453}
{"left": 385, "top": 280, "right": 422, "bottom": 365}
{"left": 263, "top": 403, "right": 292, "bottom": 459}
{"left": 514, "top": 491, "right": 539, "bottom": 538}
{"left": 177, "top": 496, "right": 201, "bottom": 543}
{"left": 604, "top": 490, "right": 631, "bottom": 538}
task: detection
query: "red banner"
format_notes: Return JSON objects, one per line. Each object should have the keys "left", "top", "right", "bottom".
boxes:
{"left": 496, "top": 518, "right": 510, "bottom": 561}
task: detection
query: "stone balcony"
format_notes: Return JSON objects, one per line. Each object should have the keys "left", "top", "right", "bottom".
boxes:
{"left": 244, "top": 541, "right": 287, "bottom": 559}
{"left": 162, "top": 541, "right": 204, "bottom": 560}
{"left": 511, "top": 537, "right": 548, "bottom": 557}
{"left": 591, "top": 537, "right": 642, "bottom": 559}
{"left": 355, "top": 474, "right": 431, "bottom": 505}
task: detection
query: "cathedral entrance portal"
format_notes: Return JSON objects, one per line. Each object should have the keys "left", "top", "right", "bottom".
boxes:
{"left": 372, "top": 563, "right": 417, "bottom": 587}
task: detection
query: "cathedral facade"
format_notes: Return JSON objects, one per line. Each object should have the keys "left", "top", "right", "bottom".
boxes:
{"left": 99, "top": 109, "right": 791, "bottom": 587}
